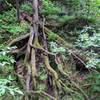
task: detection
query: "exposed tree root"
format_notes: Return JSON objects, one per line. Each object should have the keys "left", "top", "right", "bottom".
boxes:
{"left": 9, "top": 24, "right": 88, "bottom": 100}
{"left": 26, "top": 90, "right": 56, "bottom": 100}
{"left": 55, "top": 55, "right": 89, "bottom": 100}
{"left": 17, "top": 12, "right": 74, "bottom": 48}
{"left": 43, "top": 26, "right": 73, "bottom": 49}
{"left": 8, "top": 33, "right": 29, "bottom": 46}
{"left": 8, "top": 2, "right": 89, "bottom": 99}
{"left": 8, "top": 26, "right": 73, "bottom": 49}
{"left": 44, "top": 55, "right": 60, "bottom": 86}
{"left": 8, "top": 21, "right": 89, "bottom": 100}
{"left": 24, "top": 27, "right": 38, "bottom": 89}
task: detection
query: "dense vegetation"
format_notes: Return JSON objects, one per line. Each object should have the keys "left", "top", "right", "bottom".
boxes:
{"left": 0, "top": 0, "right": 100, "bottom": 100}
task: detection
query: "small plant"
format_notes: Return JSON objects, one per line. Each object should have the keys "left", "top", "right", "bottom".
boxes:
{"left": 0, "top": 8, "right": 29, "bottom": 38}
{"left": 57, "top": 15, "right": 75, "bottom": 25}
{"left": 0, "top": 45, "right": 16, "bottom": 74}
{"left": 84, "top": 72, "right": 100, "bottom": 99}
{"left": 50, "top": 42, "right": 66, "bottom": 54}
{"left": 41, "top": 0, "right": 61, "bottom": 15}
{"left": 85, "top": 51, "right": 100, "bottom": 68}
{"left": 39, "top": 65, "right": 47, "bottom": 81}
{"left": 76, "top": 26, "right": 100, "bottom": 48}
{"left": 0, "top": 76, "right": 23, "bottom": 97}
{"left": 76, "top": 26, "right": 100, "bottom": 69}
{"left": 48, "top": 32, "right": 57, "bottom": 41}
{"left": 0, "top": 45, "right": 23, "bottom": 98}
{"left": 20, "top": 3, "right": 32, "bottom": 15}
{"left": 0, "top": 8, "right": 16, "bottom": 23}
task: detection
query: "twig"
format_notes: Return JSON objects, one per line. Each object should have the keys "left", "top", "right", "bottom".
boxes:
{"left": 71, "top": 52, "right": 87, "bottom": 67}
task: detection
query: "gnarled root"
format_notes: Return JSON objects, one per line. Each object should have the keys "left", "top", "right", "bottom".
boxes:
{"left": 55, "top": 55, "right": 88, "bottom": 100}
{"left": 44, "top": 55, "right": 60, "bottom": 100}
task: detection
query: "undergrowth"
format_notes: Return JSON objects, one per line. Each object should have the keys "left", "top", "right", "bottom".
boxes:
{"left": 0, "top": 8, "right": 29, "bottom": 40}
{"left": 0, "top": 0, "right": 100, "bottom": 100}
{"left": 0, "top": 45, "right": 23, "bottom": 100}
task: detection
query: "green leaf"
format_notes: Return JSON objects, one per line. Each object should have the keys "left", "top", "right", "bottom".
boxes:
{"left": 15, "top": 90, "right": 23, "bottom": 95}
{"left": 9, "top": 89, "right": 15, "bottom": 96}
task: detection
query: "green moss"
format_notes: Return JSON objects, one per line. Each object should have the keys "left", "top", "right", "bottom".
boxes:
{"left": 48, "top": 32, "right": 57, "bottom": 41}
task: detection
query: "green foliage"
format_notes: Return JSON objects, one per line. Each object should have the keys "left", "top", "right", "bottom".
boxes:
{"left": 42, "top": 0, "right": 61, "bottom": 15}
{"left": 0, "top": 76, "right": 23, "bottom": 97}
{"left": 39, "top": 65, "right": 47, "bottom": 81}
{"left": 86, "top": 51, "right": 100, "bottom": 68}
{"left": 0, "top": 8, "right": 16, "bottom": 23}
{"left": 88, "top": 0, "right": 100, "bottom": 17}
{"left": 20, "top": 0, "right": 61, "bottom": 15}
{"left": 91, "top": 73, "right": 100, "bottom": 93}
{"left": 57, "top": 15, "right": 75, "bottom": 26}
{"left": 76, "top": 26, "right": 100, "bottom": 48}
{"left": 0, "top": 0, "right": 100, "bottom": 99}
{"left": 62, "top": 0, "right": 100, "bottom": 16}
{"left": 0, "top": 8, "right": 29, "bottom": 39}
{"left": 20, "top": 3, "right": 32, "bottom": 15}
{"left": 0, "top": 45, "right": 23, "bottom": 98}
{"left": 0, "top": 45, "right": 16, "bottom": 75}
{"left": 76, "top": 26, "right": 100, "bottom": 69}
{"left": 54, "top": 0, "right": 100, "bottom": 24}
{"left": 1, "top": 22, "right": 29, "bottom": 35}
{"left": 37, "top": 84, "right": 47, "bottom": 91}
{"left": 48, "top": 32, "right": 57, "bottom": 41}
{"left": 85, "top": 72, "right": 100, "bottom": 98}
{"left": 76, "top": 15, "right": 97, "bottom": 24}
{"left": 50, "top": 42, "right": 66, "bottom": 54}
